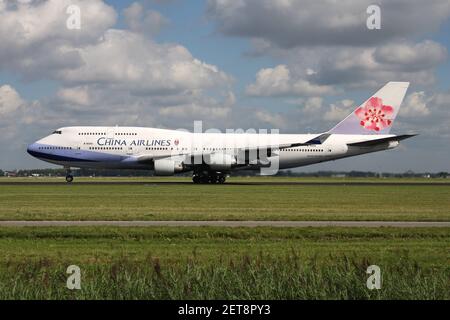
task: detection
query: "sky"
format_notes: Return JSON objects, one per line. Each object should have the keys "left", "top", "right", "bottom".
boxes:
{"left": 0, "top": 0, "right": 449, "bottom": 172}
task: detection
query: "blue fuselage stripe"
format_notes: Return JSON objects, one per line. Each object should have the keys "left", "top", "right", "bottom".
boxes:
{"left": 27, "top": 143, "right": 126, "bottom": 163}
{"left": 27, "top": 150, "right": 97, "bottom": 162}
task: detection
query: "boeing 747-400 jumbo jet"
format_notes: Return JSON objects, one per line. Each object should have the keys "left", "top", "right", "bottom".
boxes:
{"left": 27, "top": 82, "right": 416, "bottom": 183}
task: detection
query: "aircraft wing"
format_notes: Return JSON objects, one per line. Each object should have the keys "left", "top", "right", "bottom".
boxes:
{"left": 136, "top": 132, "right": 330, "bottom": 163}
{"left": 234, "top": 134, "right": 330, "bottom": 153}
{"left": 347, "top": 134, "right": 417, "bottom": 147}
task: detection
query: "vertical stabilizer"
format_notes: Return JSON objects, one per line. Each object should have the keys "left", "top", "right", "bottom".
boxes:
{"left": 329, "top": 82, "right": 409, "bottom": 134}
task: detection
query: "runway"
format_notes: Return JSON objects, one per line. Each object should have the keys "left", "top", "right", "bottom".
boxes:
{"left": 0, "top": 220, "right": 449, "bottom": 227}
{"left": 1, "top": 181, "right": 449, "bottom": 186}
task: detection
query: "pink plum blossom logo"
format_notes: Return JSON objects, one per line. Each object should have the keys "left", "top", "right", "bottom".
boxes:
{"left": 355, "top": 97, "right": 394, "bottom": 131}
{"left": 174, "top": 139, "right": 179, "bottom": 146}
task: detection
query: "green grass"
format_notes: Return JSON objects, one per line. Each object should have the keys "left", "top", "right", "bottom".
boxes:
{"left": 0, "top": 177, "right": 449, "bottom": 221}
{"left": 0, "top": 227, "right": 448, "bottom": 299}
{"left": 0, "top": 177, "right": 447, "bottom": 299}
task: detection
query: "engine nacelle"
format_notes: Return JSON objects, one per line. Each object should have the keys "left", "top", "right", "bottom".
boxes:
{"left": 205, "top": 153, "right": 237, "bottom": 171}
{"left": 154, "top": 159, "right": 184, "bottom": 176}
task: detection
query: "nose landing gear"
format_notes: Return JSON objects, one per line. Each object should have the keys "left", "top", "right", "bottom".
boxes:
{"left": 65, "top": 167, "right": 74, "bottom": 183}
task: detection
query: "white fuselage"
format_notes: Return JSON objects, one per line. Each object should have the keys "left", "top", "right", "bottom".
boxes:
{"left": 27, "top": 126, "right": 398, "bottom": 172}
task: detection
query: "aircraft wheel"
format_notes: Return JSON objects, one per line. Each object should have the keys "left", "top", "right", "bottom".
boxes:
{"left": 209, "top": 175, "right": 218, "bottom": 184}
{"left": 66, "top": 175, "right": 74, "bottom": 183}
{"left": 192, "top": 176, "right": 201, "bottom": 184}
{"left": 218, "top": 176, "right": 226, "bottom": 184}
{"left": 201, "top": 176, "right": 210, "bottom": 184}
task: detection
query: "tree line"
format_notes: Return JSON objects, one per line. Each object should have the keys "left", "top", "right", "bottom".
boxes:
{"left": 1, "top": 168, "right": 448, "bottom": 178}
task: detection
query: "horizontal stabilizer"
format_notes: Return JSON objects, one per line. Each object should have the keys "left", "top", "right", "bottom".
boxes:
{"left": 347, "top": 134, "right": 417, "bottom": 147}
{"left": 278, "top": 133, "right": 331, "bottom": 149}
{"left": 303, "top": 133, "right": 331, "bottom": 145}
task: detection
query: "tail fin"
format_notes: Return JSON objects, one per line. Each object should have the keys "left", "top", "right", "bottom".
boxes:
{"left": 329, "top": 82, "right": 409, "bottom": 135}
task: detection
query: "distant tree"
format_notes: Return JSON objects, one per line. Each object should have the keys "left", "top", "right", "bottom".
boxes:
{"left": 437, "top": 172, "right": 448, "bottom": 178}
{"left": 5, "top": 168, "right": 448, "bottom": 178}
{"left": 403, "top": 170, "right": 415, "bottom": 178}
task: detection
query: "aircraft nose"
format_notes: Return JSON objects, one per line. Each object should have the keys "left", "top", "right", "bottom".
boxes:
{"left": 27, "top": 143, "right": 38, "bottom": 156}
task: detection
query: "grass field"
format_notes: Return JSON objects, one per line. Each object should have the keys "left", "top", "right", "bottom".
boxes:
{"left": 0, "top": 177, "right": 449, "bottom": 221}
{"left": 1, "top": 176, "right": 450, "bottom": 184}
{"left": 0, "top": 227, "right": 448, "bottom": 299}
{"left": 0, "top": 177, "right": 448, "bottom": 299}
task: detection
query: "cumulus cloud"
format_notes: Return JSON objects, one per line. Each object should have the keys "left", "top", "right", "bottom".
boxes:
{"left": 401, "top": 91, "right": 431, "bottom": 117}
{"left": 58, "top": 29, "right": 231, "bottom": 93}
{"left": 159, "top": 103, "right": 230, "bottom": 121}
{"left": 246, "top": 65, "right": 335, "bottom": 97}
{"left": 311, "top": 41, "right": 447, "bottom": 88}
{"left": 208, "top": 1, "right": 449, "bottom": 91}
{"left": 124, "top": 2, "right": 169, "bottom": 36}
{"left": 207, "top": 0, "right": 450, "bottom": 48}
{"left": 0, "top": 84, "right": 44, "bottom": 144}
{"left": 0, "top": 85, "right": 24, "bottom": 115}
{"left": 157, "top": 90, "right": 236, "bottom": 125}
{"left": 0, "top": 0, "right": 234, "bottom": 135}
{"left": 0, "top": 0, "right": 117, "bottom": 77}
{"left": 394, "top": 89, "right": 450, "bottom": 139}
{"left": 0, "top": 0, "right": 449, "bottom": 171}
{"left": 246, "top": 41, "right": 441, "bottom": 92}
{"left": 57, "top": 86, "right": 91, "bottom": 106}
{"left": 0, "top": 0, "right": 240, "bottom": 169}
{"left": 303, "top": 97, "right": 323, "bottom": 114}
{"left": 0, "top": 0, "right": 116, "bottom": 45}
{"left": 0, "top": 0, "right": 231, "bottom": 94}
{"left": 253, "top": 110, "right": 286, "bottom": 128}
{"left": 373, "top": 40, "right": 448, "bottom": 72}
{"left": 324, "top": 99, "right": 355, "bottom": 122}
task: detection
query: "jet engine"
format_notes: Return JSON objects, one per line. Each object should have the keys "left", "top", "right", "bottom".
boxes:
{"left": 154, "top": 158, "right": 185, "bottom": 176}
{"left": 204, "top": 153, "right": 237, "bottom": 171}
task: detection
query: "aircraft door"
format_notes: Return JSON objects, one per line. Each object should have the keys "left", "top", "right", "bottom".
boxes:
{"left": 106, "top": 127, "right": 115, "bottom": 139}
{"left": 126, "top": 146, "right": 134, "bottom": 156}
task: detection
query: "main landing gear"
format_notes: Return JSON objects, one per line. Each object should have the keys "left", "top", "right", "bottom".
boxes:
{"left": 192, "top": 172, "right": 226, "bottom": 184}
{"left": 65, "top": 168, "right": 74, "bottom": 183}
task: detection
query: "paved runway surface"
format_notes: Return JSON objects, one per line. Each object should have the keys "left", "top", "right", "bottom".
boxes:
{"left": 1, "top": 181, "right": 449, "bottom": 186}
{"left": 0, "top": 221, "right": 449, "bottom": 227}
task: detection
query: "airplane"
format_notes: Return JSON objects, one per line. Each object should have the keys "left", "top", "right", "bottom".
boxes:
{"left": 27, "top": 82, "right": 416, "bottom": 183}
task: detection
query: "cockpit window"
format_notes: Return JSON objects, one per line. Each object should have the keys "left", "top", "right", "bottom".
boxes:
{"left": 52, "top": 130, "right": 62, "bottom": 134}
